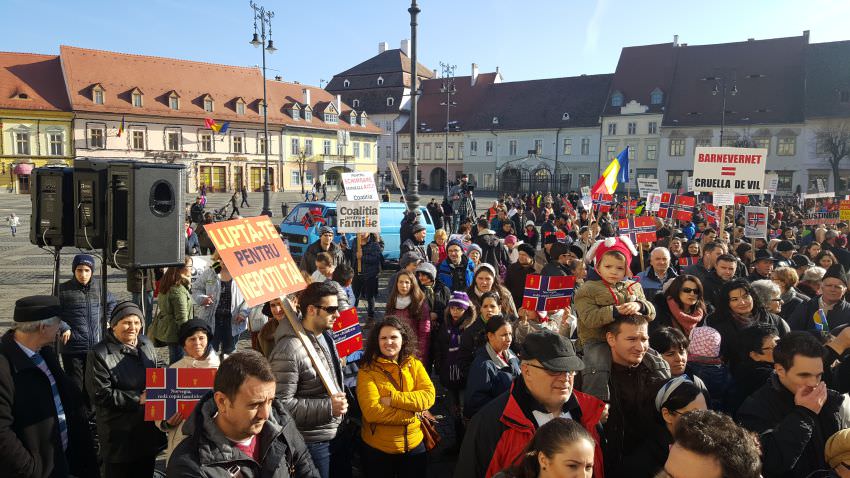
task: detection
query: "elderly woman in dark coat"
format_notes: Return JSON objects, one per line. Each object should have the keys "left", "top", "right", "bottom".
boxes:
{"left": 86, "top": 301, "right": 166, "bottom": 478}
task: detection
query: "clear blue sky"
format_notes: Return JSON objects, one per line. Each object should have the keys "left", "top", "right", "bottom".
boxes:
{"left": 3, "top": 0, "right": 848, "bottom": 86}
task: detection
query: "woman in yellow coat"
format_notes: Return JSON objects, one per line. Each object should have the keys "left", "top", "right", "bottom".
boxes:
{"left": 357, "top": 315, "right": 436, "bottom": 478}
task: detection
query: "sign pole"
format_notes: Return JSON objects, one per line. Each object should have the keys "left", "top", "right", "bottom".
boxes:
{"left": 281, "top": 297, "right": 341, "bottom": 396}
{"left": 718, "top": 205, "right": 726, "bottom": 243}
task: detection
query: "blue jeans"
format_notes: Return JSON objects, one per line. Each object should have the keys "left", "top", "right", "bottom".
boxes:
{"left": 306, "top": 432, "right": 352, "bottom": 478}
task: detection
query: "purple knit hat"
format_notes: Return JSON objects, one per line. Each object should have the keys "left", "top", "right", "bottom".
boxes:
{"left": 447, "top": 291, "right": 472, "bottom": 310}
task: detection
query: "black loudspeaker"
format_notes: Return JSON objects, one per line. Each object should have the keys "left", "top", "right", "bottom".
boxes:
{"left": 106, "top": 162, "right": 185, "bottom": 268}
{"left": 73, "top": 158, "right": 110, "bottom": 249}
{"left": 30, "top": 167, "right": 74, "bottom": 247}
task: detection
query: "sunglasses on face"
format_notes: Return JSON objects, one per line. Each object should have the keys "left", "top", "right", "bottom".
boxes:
{"left": 681, "top": 287, "right": 699, "bottom": 295}
{"left": 314, "top": 305, "right": 340, "bottom": 314}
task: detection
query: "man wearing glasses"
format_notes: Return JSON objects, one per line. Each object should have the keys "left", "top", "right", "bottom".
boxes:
{"left": 269, "top": 282, "right": 347, "bottom": 478}
{"left": 454, "top": 331, "right": 605, "bottom": 478}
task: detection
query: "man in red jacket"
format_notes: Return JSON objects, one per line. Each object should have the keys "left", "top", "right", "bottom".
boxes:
{"left": 454, "top": 331, "right": 606, "bottom": 478}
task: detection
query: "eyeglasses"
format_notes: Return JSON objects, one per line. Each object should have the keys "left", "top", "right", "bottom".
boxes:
{"left": 525, "top": 362, "right": 575, "bottom": 377}
{"left": 770, "top": 298, "right": 783, "bottom": 303}
{"left": 314, "top": 305, "right": 340, "bottom": 314}
{"left": 680, "top": 287, "right": 699, "bottom": 295}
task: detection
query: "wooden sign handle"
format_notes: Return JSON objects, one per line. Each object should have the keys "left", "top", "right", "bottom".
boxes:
{"left": 280, "top": 296, "right": 341, "bottom": 396}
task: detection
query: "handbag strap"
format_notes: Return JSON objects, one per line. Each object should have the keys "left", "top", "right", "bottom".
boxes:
{"left": 378, "top": 366, "right": 402, "bottom": 391}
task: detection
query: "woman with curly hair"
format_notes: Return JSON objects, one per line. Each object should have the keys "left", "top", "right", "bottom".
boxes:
{"left": 386, "top": 270, "right": 431, "bottom": 364}
{"left": 356, "top": 316, "right": 436, "bottom": 478}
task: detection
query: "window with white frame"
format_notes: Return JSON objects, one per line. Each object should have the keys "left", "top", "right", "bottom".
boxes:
{"left": 777, "top": 172, "right": 793, "bottom": 191}
{"left": 650, "top": 88, "right": 664, "bottom": 105}
{"left": 448, "top": 144, "right": 455, "bottom": 159}
{"left": 324, "top": 140, "right": 332, "bottom": 155}
{"left": 777, "top": 137, "right": 796, "bottom": 156}
{"left": 132, "top": 91, "right": 143, "bottom": 107}
{"left": 353, "top": 142, "right": 360, "bottom": 158}
{"left": 169, "top": 94, "right": 179, "bottom": 110}
{"left": 695, "top": 137, "right": 711, "bottom": 148}
{"left": 337, "top": 143, "right": 344, "bottom": 155}
{"left": 422, "top": 144, "right": 431, "bottom": 160}
{"left": 648, "top": 122, "right": 658, "bottom": 135}
{"left": 364, "top": 143, "right": 371, "bottom": 158}
{"left": 14, "top": 132, "right": 30, "bottom": 155}
{"left": 305, "top": 109, "right": 312, "bottom": 121}
{"left": 509, "top": 140, "right": 517, "bottom": 156}
{"left": 402, "top": 144, "right": 410, "bottom": 159}
{"left": 305, "top": 139, "right": 313, "bottom": 156}
{"left": 627, "top": 122, "right": 637, "bottom": 135}
{"left": 646, "top": 143, "right": 657, "bottom": 161}
{"left": 259, "top": 101, "right": 267, "bottom": 116}
{"left": 291, "top": 138, "right": 300, "bottom": 155}
{"left": 204, "top": 97, "right": 214, "bottom": 112}
{"left": 384, "top": 121, "right": 392, "bottom": 132}
{"left": 386, "top": 145, "right": 392, "bottom": 159}
{"left": 291, "top": 170, "right": 301, "bottom": 185}
{"left": 90, "top": 127, "right": 104, "bottom": 148}
{"left": 435, "top": 143, "right": 442, "bottom": 158}
{"left": 166, "top": 130, "right": 181, "bottom": 151}
{"left": 232, "top": 135, "right": 243, "bottom": 153}
{"left": 669, "top": 139, "right": 685, "bottom": 156}
{"left": 470, "top": 141, "right": 478, "bottom": 155}
{"left": 377, "top": 76, "right": 384, "bottom": 86}
{"left": 486, "top": 140, "right": 494, "bottom": 156}
{"left": 606, "top": 144, "right": 617, "bottom": 159}
{"left": 563, "top": 138, "right": 572, "bottom": 155}
{"left": 611, "top": 92, "right": 624, "bottom": 107}
{"left": 667, "top": 171, "right": 684, "bottom": 190}
{"left": 324, "top": 112, "right": 338, "bottom": 124}
{"left": 581, "top": 137, "right": 591, "bottom": 155}
{"left": 200, "top": 133, "right": 212, "bottom": 152}
{"left": 290, "top": 107, "right": 300, "bottom": 120}
{"left": 352, "top": 99, "right": 360, "bottom": 108}
{"left": 753, "top": 137, "right": 770, "bottom": 150}
{"left": 237, "top": 100, "right": 246, "bottom": 115}
{"left": 305, "top": 170, "right": 314, "bottom": 184}
{"left": 534, "top": 139, "right": 543, "bottom": 154}
{"left": 258, "top": 136, "right": 267, "bottom": 155}
{"left": 48, "top": 132, "right": 63, "bottom": 156}
{"left": 132, "top": 130, "right": 145, "bottom": 150}
{"left": 343, "top": 79, "right": 350, "bottom": 88}
{"left": 627, "top": 144, "right": 636, "bottom": 160}
{"left": 386, "top": 97, "right": 394, "bottom": 107}
{"left": 608, "top": 123, "right": 617, "bottom": 135}
{"left": 359, "top": 113, "right": 367, "bottom": 127}
{"left": 93, "top": 87, "right": 104, "bottom": 105}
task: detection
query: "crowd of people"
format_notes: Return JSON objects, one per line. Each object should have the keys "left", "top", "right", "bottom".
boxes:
{"left": 8, "top": 180, "right": 850, "bottom": 477}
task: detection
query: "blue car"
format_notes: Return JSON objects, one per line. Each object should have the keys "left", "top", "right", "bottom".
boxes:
{"left": 280, "top": 202, "right": 435, "bottom": 261}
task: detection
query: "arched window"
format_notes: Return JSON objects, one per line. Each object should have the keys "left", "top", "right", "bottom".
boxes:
{"left": 386, "top": 97, "right": 394, "bottom": 107}
{"left": 377, "top": 76, "right": 384, "bottom": 86}
{"left": 352, "top": 99, "right": 360, "bottom": 108}
{"left": 343, "top": 79, "right": 350, "bottom": 88}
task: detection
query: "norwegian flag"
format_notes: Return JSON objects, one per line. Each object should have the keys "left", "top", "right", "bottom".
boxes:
{"left": 300, "top": 206, "right": 325, "bottom": 231}
{"left": 593, "top": 194, "right": 615, "bottom": 213}
{"left": 618, "top": 216, "right": 657, "bottom": 244}
{"left": 543, "top": 230, "right": 568, "bottom": 242}
{"left": 705, "top": 204, "right": 720, "bottom": 225}
{"left": 678, "top": 256, "right": 699, "bottom": 267}
{"left": 522, "top": 274, "right": 576, "bottom": 312}
{"left": 562, "top": 197, "right": 577, "bottom": 218}
{"left": 661, "top": 195, "right": 696, "bottom": 221}
{"left": 332, "top": 308, "right": 363, "bottom": 357}
{"left": 145, "top": 368, "right": 216, "bottom": 421}
{"left": 657, "top": 193, "right": 676, "bottom": 219}
{"left": 615, "top": 200, "right": 638, "bottom": 219}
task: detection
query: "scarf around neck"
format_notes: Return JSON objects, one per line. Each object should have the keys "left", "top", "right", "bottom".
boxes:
{"left": 395, "top": 295, "right": 412, "bottom": 309}
{"left": 665, "top": 297, "right": 704, "bottom": 335}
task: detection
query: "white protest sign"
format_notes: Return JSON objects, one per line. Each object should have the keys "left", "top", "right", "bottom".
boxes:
{"left": 764, "top": 173, "right": 779, "bottom": 195}
{"left": 637, "top": 178, "right": 660, "bottom": 196}
{"left": 581, "top": 186, "right": 590, "bottom": 197}
{"left": 581, "top": 197, "right": 592, "bottom": 211}
{"left": 341, "top": 172, "right": 379, "bottom": 201}
{"left": 687, "top": 177, "right": 694, "bottom": 193}
{"left": 692, "top": 147, "right": 767, "bottom": 194}
{"left": 744, "top": 206, "right": 769, "bottom": 239}
{"left": 712, "top": 192, "right": 735, "bottom": 207}
{"left": 336, "top": 201, "right": 380, "bottom": 233}
{"left": 647, "top": 193, "right": 662, "bottom": 212}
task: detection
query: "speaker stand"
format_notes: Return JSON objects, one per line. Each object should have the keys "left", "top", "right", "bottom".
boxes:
{"left": 101, "top": 248, "right": 109, "bottom": 332}
{"left": 51, "top": 247, "right": 62, "bottom": 296}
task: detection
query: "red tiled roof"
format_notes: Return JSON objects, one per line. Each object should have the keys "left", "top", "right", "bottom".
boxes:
{"left": 663, "top": 35, "right": 807, "bottom": 127}
{"left": 60, "top": 45, "right": 379, "bottom": 133}
{"left": 0, "top": 52, "right": 70, "bottom": 111}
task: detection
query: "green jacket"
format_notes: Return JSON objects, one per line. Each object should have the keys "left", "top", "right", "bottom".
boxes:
{"left": 155, "top": 283, "right": 194, "bottom": 344}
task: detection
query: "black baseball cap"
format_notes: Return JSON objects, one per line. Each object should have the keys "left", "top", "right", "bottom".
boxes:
{"left": 521, "top": 331, "right": 585, "bottom": 372}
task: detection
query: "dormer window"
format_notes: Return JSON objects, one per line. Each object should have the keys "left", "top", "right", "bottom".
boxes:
{"left": 352, "top": 99, "right": 360, "bottom": 108}
{"left": 131, "top": 89, "right": 143, "bottom": 107}
{"left": 92, "top": 84, "right": 105, "bottom": 105}
{"left": 377, "top": 76, "right": 384, "bottom": 86}
{"left": 492, "top": 116, "right": 499, "bottom": 125}
{"left": 650, "top": 88, "right": 664, "bottom": 105}
{"left": 203, "top": 95, "right": 214, "bottom": 112}
{"left": 343, "top": 79, "right": 350, "bottom": 88}
{"left": 304, "top": 108, "right": 312, "bottom": 122}
{"left": 168, "top": 91, "right": 180, "bottom": 110}
{"left": 13, "top": 92, "right": 29, "bottom": 100}
{"left": 290, "top": 105, "right": 300, "bottom": 120}
{"left": 258, "top": 100, "right": 266, "bottom": 116}
{"left": 386, "top": 97, "right": 394, "bottom": 107}
{"left": 611, "top": 91, "right": 624, "bottom": 107}
{"left": 562, "top": 112, "right": 570, "bottom": 120}
{"left": 359, "top": 112, "right": 368, "bottom": 127}
{"left": 236, "top": 98, "right": 246, "bottom": 115}
{"left": 348, "top": 111, "right": 358, "bottom": 125}
{"left": 324, "top": 112, "right": 338, "bottom": 124}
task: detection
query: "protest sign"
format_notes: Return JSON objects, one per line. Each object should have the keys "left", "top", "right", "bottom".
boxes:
{"left": 205, "top": 216, "right": 307, "bottom": 307}
{"left": 341, "top": 172, "right": 380, "bottom": 201}
{"left": 802, "top": 212, "right": 840, "bottom": 226}
{"left": 522, "top": 274, "right": 575, "bottom": 312}
{"left": 647, "top": 193, "right": 662, "bottom": 212}
{"left": 686, "top": 177, "right": 694, "bottom": 193}
{"left": 581, "top": 186, "right": 590, "bottom": 197}
{"left": 692, "top": 147, "right": 767, "bottom": 194}
{"left": 764, "top": 173, "right": 779, "bottom": 195}
{"left": 145, "top": 368, "right": 216, "bottom": 421}
{"left": 332, "top": 308, "right": 363, "bottom": 357}
{"left": 840, "top": 200, "right": 850, "bottom": 221}
{"left": 637, "top": 178, "right": 660, "bottom": 196}
{"left": 581, "top": 196, "right": 592, "bottom": 211}
{"left": 336, "top": 201, "right": 380, "bottom": 233}
{"left": 712, "top": 192, "right": 735, "bottom": 207}
{"left": 744, "top": 206, "right": 769, "bottom": 239}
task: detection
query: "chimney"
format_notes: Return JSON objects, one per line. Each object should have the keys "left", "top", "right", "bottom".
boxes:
{"left": 673, "top": 34, "right": 679, "bottom": 47}
{"left": 400, "top": 39, "right": 410, "bottom": 56}
{"left": 274, "top": 75, "right": 282, "bottom": 81}
{"left": 471, "top": 63, "right": 479, "bottom": 86}
{"left": 378, "top": 41, "right": 389, "bottom": 53}
{"left": 803, "top": 30, "right": 810, "bottom": 43}
{"left": 303, "top": 88, "right": 311, "bottom": 106}
{"left": 336, "top": 94, "right": 342, "bottom": 112}
{"left": 433, "top": 69, "right": 438, "bottom": 78}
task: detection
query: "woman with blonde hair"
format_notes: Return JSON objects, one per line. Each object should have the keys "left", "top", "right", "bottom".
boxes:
{"left": 428, "top": 228, "right": 449, "bottom": 264}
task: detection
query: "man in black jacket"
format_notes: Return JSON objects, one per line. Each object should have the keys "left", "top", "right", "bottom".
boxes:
{"left": 737, "top": 331, "right": 848, "bottom": 478}
{"left": 748, "top": 249, "right": 776, "bottom": 282}
{"left": 400, "top": 223, "right": 429, "bottom": 264}
{"left": 701, "top": 253, "right": 738, "bottom": 306}
{"left": 167, "top": 350, "right": 319, "bottom": 477}
{"left": 789, "top": 264, "right": 850, "bottom": 333}
{"left": 0, "top": 296, "right": 98, "bottom": 478}
{"left": 300, "top": 226, "right": 348, "bottom": 275}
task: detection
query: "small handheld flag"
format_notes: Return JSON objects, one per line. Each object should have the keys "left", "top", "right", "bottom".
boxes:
{"left": 814, "top": 308, "right": 829, "bottom": 332}
{"left": 332, "top": 308, "right": 363, "bottom": 357}
{"left": 522, "top": 274, "right": 576, "bottom": 312}
{"left": 618, "top": 216, "right": 657, "bottom": 244}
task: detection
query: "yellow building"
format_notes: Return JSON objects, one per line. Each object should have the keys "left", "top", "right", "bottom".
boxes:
{"left": 0, "top": 53, "right": 73, "bottom": 193}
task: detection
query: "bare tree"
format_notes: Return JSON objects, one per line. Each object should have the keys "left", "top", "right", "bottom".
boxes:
{"left": 294, "top": 152, "right": 309, "bottom": 195}
{"left": 815, "top": 122, "right": 850, "bottom": 193}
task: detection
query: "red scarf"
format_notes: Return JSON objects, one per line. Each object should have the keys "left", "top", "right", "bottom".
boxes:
{"left": 666, "top": 297, "right": 704, "bottom": 335}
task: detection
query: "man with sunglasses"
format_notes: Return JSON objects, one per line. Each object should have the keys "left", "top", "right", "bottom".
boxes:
{"left": 454, "top": 331, "right": 605, "bottom": 478}
{"left": 269, "top": 282, "right": 347, "bottom": 478}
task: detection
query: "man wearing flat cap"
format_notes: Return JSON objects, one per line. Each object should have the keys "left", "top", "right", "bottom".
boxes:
{"left": 455, "top": 331, "right": 605, "bottom": 478}
{"left": 789, "top": 263, "right": 850, "bottom": 332}
{"left": 0, "top": 295, "right": 98, "bottom": 477}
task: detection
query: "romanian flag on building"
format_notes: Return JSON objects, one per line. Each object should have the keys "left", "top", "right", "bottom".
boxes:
{"left": 204, "top": 118, "right": 230, "bottom": 135}
{"left": 591, "top": 148, "right": 629, "bottom": 195}
{"left": 117, "top": 116, "right": 125, "bottom": 137}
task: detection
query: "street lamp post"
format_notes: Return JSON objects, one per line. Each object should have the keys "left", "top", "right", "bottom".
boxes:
{"left": 440, "top": 62, "right": 457, "bottom": 199}
{"left": 249, "top": 0, "right": 276, "bottom": 216}
{"left": 710, "top": 72, "right": 738, "bottom": 146}
{"left": 406, "top": 0, "right": 421, "bottom": 214}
